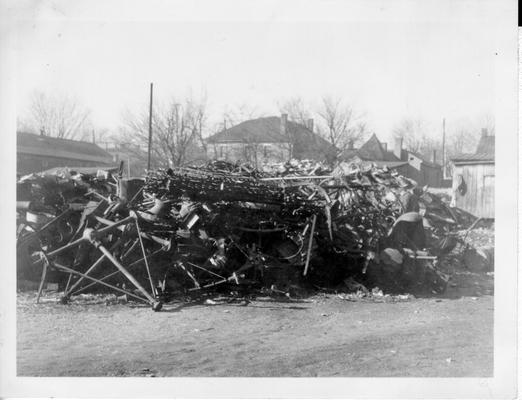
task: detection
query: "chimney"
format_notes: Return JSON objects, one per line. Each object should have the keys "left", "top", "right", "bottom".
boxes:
{"left": 432, "top": 149, "right": 437, "bottom": 164}
{"left": 382, "top": 142, "right": 388, "bottom": 152}
{"left": 40, "top": 126, "right": 45, "bottom": 136}
{"left": 481, "top": 128, "right": 488, "bottom": 137}
{"left": 348, "top": 140, "right": 354, "bottom": 150}
{"left": 92, "top": 130, "right": 96, "bottom": 144}
{"left": 280, "top": 113, "right": 288, "bottom": 137}
{"left": 393, "top": 137, "right": 403, "bottom": 160}
{"left": 307, "top": 118, "right": 314, "bottom": 132}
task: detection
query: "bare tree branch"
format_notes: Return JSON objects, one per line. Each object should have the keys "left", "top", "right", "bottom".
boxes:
{"left": 21, "top": 91, "right": 92, "bottom": 139}
{"left": 315, "top": 95, "right": 367, "bottom": 155}
{"left": 118, "top": 95, "right": 208, "bottom": 169}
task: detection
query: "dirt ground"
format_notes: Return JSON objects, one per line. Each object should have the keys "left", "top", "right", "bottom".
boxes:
{"left": 17, "top": 269, "right": 493, "bottom": 377}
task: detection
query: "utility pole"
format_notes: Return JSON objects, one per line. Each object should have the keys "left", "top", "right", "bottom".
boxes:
{"left": 147, "top": 82, "right": 154, "bottom": 171}
{"left": 442, "top": 118, "right": 446, "bottom": 178}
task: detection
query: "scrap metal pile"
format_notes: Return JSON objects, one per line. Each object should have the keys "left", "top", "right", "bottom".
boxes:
{"left": 17, "top": 161, "right": 471, "bottom": 311}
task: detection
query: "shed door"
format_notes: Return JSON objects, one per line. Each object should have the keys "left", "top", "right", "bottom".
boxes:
{"left": 482, "top": 175, "right": 494, "bottom": 218}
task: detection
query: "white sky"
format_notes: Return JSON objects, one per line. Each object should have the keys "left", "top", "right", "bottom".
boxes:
{"left": 11, "top": 0, "right": 503, "bottom": 143}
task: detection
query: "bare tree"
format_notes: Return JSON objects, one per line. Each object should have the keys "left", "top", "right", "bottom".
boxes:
{"left": 392, "top": 118, "right": 433, "bottom": 154}
{"left": 278, "top": 97, "right": 311, "bottom": 126}
{"left": 315, "top": 96, "right": 367, "bottom": 154}
{"left": 21, "top": 91, "right": 92, "bottom": 139}
{"left": 120, "top": 95, "right": 207, "bottom": 169}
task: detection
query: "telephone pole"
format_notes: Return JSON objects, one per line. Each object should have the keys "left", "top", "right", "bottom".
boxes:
{"left": 147, "top": 83, "right": 154, "bottom": 171}
{"left": 442, "top": 118, "right": 446, "bottom": 178}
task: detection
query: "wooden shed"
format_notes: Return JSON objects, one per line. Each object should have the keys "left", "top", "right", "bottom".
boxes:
{"left": 450, "top": 133, "right": 494, "bottom": 219}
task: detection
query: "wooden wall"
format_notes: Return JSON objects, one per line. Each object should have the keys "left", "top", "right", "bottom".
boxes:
{"left": 452, "top": 163, "right": 495, "bottom": 218}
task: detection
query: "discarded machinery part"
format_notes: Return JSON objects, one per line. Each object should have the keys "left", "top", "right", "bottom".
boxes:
{"left": 61, "top": 253, "right": 107, "bottom": 301}
{"left": 17, "top": 201, "right": 32, "bottom": 210}
{"left": 135, "top": 219, "right": 157, "bottom": 296}
{"left": 17, "top": 208, "right": 72, "bottom": 247}
{"left": 52, "top": 261, "right": 149, "bottom": 303}
{"left": 94, "top": 215, "right": 172, "bottom": 248}
{"left": 185, "top": 261, "right": 227, "bottom": 280}
{"left": 93, "top": 240, "right": 158, "bottom": 305}
{"left": 188, "top": 272, "right": 244, "bottom": 291}
{"left": 36, "top": 252, "right": 50, "bottom": 304}
{"left": 303, "top": 214, "right": 317, "bottom": 276}
{"left": 380, "top": 247, "right": 404, "bottom": 266}
{"left": 233, "top": 226, "right": 286, "bottom": 233}
{"left": 176, "top": 262, "right": 201, "bottom": 289}
{"left": 69, "top": 247, "right": 166, "bottom": 296}
{"left": 260, "top": 175, "right": 335, "bottom": 181}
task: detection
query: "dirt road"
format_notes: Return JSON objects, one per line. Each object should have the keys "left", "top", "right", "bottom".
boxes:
{"left": 17, "top": 273, "right": 493, "bottom": 377}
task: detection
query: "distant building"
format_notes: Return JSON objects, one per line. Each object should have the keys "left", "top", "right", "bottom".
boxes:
{"left": 340, "top": 133, "right": 443, "bottom": 187}
{"left": 450, "top": 129, "right": 494, "bottom": 219}
{"left": 205, "top": 114, "right": 336, "bottom": 167}
{"left": 17, "top": 131, "right": 114, "bottom": 175}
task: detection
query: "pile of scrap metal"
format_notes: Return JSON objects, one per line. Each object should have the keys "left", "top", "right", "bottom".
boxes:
{"left": 16, "top": 160, "right": 472, "bottom": 311}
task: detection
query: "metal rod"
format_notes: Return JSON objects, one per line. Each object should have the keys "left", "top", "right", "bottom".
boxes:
{"left": 63, "top": 253, "right": 106, "bottom": 298}
{"left": 95, "top": 242, "right": 156, "bottom": 304}
{"left": 36, "top": 258, "right": 48, "bottom": 303}
{"left": 70, "top": 247, "right": 163, "bottom": 295}
{"left": 135, "top": 220, "right": 156, "bottom": 296}
{"left": 53, "top": 262, "right": 149, "bottom": 303}
{"left": 46, "top": 236, "right": 86, "bottom": 258}
{"left": 94, "top": 215, "right": 135, "bottom": 237}
{"left": 186, "top": 261, "right": 226, "bottom": 280}
{"left": 303, "top": 214, "right": 317, "bottom": 276}
{"left": 94, "top": 215, "right": 171, "bottom": 247}
{"left": 177, "top": 262, "right": 200, "bottom": 289}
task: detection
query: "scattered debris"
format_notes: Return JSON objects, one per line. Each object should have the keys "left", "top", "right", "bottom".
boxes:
{"left": 16, "top": 160, "right": 490, "bottom": 311}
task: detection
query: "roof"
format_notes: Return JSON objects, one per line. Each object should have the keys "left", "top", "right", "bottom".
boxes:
{"left": 17, "top": 132, "right": 113, "bottom": 164}
{"left": 357, "top": 133, "right": 387, "bottom": 161}
{"left": 206, "top": 116, "right": 336, "bottom": 159}
{"left": 40, "top": 166, "right": 120, "bottom": 175}
{"left": 407, "top": 150, "right": 441, "bottom": 168}
{"left": 340, "top": 134, "right": 441, "bottom": 167}
{"left": 451, "top": 135, "right": 495, "bottom": 164}
{"left": 475, "top": 135, "right": 495, "bottom": 157}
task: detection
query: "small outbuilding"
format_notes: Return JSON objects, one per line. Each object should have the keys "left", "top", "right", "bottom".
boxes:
{"left": 450, "top": 130, "right": 494, "bottom": 219}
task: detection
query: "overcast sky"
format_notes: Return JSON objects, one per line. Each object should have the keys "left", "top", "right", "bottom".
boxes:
{"left": 11, "top": 0, "right": 504, "bottom": 143}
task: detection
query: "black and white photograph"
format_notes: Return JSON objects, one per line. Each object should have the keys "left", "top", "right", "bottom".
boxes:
{"left": 0, "top": 0, "right": 518, "bottom": 398}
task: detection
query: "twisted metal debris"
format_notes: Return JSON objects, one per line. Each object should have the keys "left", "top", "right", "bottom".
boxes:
{"left": 16, "top": 161, "right": 469, "bottom": 311}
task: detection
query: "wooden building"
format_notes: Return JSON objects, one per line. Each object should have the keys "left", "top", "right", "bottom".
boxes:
{"left": 17, "top": 131, "right": 114, "bottom": 176}
{"left": 450, "top": 131, "right": 494, "bottom": 219}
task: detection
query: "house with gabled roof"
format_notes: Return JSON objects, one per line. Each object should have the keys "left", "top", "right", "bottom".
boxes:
{"left": 205, "top": 114, "right": 336, "bottom": 167}
{"left": 339, "top": 133, "right": 443, "bottom": 187}
{"left": 450, "top": 129, "right": 494, "bottom": 218}
{"left": 17, "top": 131, "right": 114, "bottom": 175}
